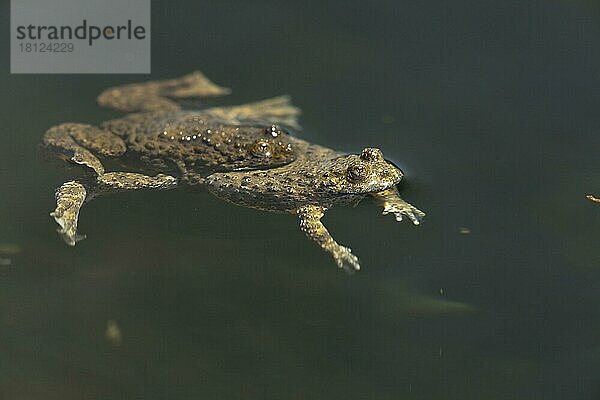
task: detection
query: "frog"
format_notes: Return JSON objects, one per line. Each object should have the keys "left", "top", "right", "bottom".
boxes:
{"left": 42, "top": 71, "right": 425, "bottom": 271}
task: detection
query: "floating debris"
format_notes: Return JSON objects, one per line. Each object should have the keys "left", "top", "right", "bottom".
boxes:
{"left": 459, "top": 227, "right": 471, "bottom": 234}
{"left": 0, "top": 243, "right": 21, "bottom": 255}
{"left": 381, "top": 115, "right": 395, "bottom": 124}
{"left": 105, "top": 320, "right": 122, "bottom": 346}
{"left": 0, "top": 243, "right": 20, "bottom": 269}
{"left": 378, "top": 284, "right": 478, "bottom": 316}
{"left": 586, "top": 194, "right": 600, "bottom": 204}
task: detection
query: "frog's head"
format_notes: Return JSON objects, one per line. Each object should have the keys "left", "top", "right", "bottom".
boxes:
{"left": 319, "top": 148, "right": 403, "bottom": 194}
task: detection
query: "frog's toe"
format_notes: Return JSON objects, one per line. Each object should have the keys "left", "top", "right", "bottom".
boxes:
{"left": 382, "top": 205, "right": 403, "bottom": 221}
{"left": 50, "top": 209, "right": 86, "bottom": 246}
{"left": 404, "top": 206, "right": 426, "bottom": 225}
{"left": 383, "top": 203, "right": 425, "bottom": 225}
{"left": 333, "top": 246, "right": 361, "bottom": 272}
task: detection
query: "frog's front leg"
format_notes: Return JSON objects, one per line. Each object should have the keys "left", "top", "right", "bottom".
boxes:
{"left": 97, "top": 71, "right": 230, "bottom": 112}
{"left": 297, "top": 205, "right": 361, "bottom": 272}
{"left": 51, "top": 173, "right": 178, "bottom": 246}
{"left": 371, "top": 187, "right": 425, "bottom": 225}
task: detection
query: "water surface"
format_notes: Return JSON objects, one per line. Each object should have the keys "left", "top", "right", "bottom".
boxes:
{"left": 1, "top": 1, "right": 599, "bottom": 399}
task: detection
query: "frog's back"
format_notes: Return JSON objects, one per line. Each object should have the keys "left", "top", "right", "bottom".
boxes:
{"left": 101, "top": 111, "right": 298, "bottom": 175}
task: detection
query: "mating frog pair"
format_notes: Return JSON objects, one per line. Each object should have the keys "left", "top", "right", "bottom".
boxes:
{"left": 42, "top": 71, "right": 425, "bottom": 271}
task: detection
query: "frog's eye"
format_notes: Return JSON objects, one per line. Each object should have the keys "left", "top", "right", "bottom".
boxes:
{"left": 251, "top": 139, "right": 272, "bottom": 157}
{"left": 346, "top": 164, "right": 368, "bottom": 182}
{"left": 360, "top": 148, "right": 384, "bottom": 162}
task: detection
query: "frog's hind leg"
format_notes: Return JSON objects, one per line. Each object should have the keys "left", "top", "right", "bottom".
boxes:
{"left": 43, "top": 123, "right": 127, "bottom": 176}
{"left": 371, "top": 187, "right": 425, "bottom": 225}
{"left": 51, "top": 173, "right": 178, "bottom": 246}
{"left": 97, "top": 71, "right": 231, "bottom": 112}
{"left": 44, "top": 123, "right": 117, "bottom": 176}
{"left": 95, "top": 172, "right": 178, "bottom": 192}
{"left": 202, "top": 95, "right": 302, "bottom": 130}
{"left": 297, "top": 205, "right": 361, "bottom": 272}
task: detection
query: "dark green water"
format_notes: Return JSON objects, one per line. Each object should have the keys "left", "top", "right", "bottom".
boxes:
{"left": 1, "top": 1, "right": 600, "bottom": 399}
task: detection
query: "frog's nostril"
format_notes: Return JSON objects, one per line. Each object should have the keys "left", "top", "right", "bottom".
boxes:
{"left": 360, "top": 148, "right": 384, "bottom": 161}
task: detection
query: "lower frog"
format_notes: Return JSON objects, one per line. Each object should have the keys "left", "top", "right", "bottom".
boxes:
{"left": 42, "top": 71, "right": 425, "bottom": 271}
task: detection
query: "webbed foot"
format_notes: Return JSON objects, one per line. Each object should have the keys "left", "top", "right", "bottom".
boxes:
{"left": 332, "top": 245, "right": 361, "bottom": 272}
{"left": 382, "top": 200, "right": 426, "bottom": 225}
{"left": 97, "top": 71, "right": 230, "bottom": 112}
{"left": 163, "top": 71, "right": 231, "bottom": 98}
{"left": 372, "top": 187, "right": 426, "bottom": 225}
{"left": 51, "top": 181, "right": 87, "bottom": 246}
{"left": 202, "top": 95, "right": 302, "bottom": 130}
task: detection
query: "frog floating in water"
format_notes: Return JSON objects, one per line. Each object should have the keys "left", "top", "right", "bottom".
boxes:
{"left": 42, "top": 71, "right": 425, "bottom": 271}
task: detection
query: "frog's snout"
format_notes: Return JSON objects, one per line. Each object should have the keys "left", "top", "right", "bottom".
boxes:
{"left": 360, "top": 147, "right": 402, "bottom": 185}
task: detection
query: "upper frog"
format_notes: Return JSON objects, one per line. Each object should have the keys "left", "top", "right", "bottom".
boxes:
{"left": 42, "top": 71, "right": 425, "bottom": 271}
{"left": 102, "top": 111, "right": 297, "bottom": 174}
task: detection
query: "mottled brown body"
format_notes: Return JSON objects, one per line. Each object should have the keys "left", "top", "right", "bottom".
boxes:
{"left": 102, "top": 110, "right": 296, "bottom": 176}
{"left": 42, "top": 71, "right": 425, "bottom": 271}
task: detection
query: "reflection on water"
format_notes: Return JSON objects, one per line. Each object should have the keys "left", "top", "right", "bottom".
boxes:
{"left": 1, "top": 0, "right": 600, "bottom": 399}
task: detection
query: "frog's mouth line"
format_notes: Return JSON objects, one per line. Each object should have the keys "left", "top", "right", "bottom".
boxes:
{"left": 339, "top": 179, "right": 399, "bottom": 195}
{"left": 367, "top": 180, "right": 399, "bottom": 193}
